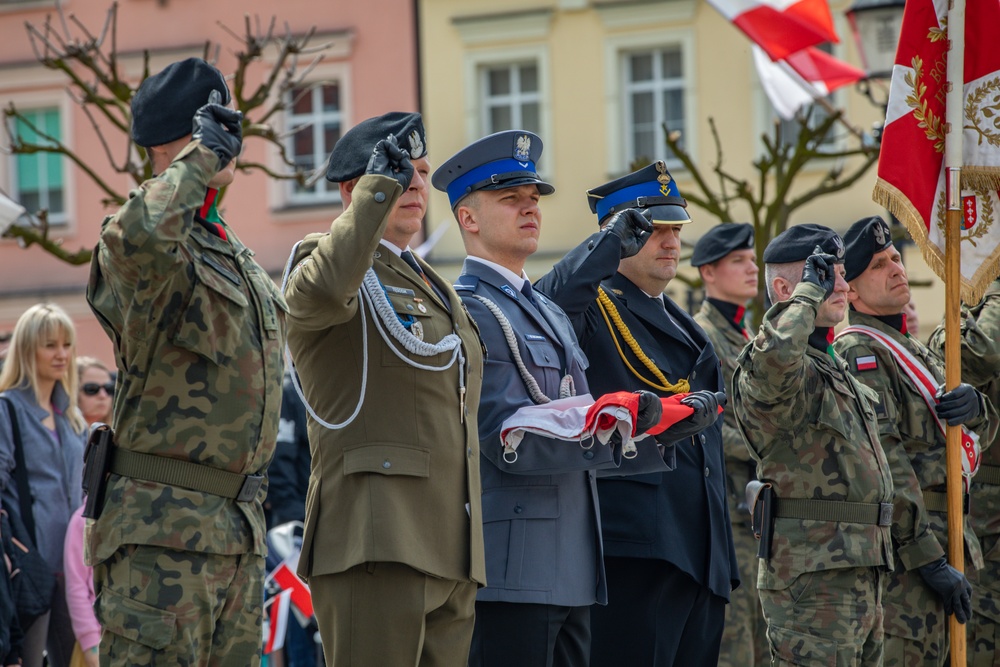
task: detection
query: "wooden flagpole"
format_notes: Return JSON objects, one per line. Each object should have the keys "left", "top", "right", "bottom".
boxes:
{"left": 944, "top": 0, "right": 966, "bottom": 664}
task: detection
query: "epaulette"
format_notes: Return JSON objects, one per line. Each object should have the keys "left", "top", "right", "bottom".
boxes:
{"left": 453, "top": 275, "right": 480, "bottom": 292}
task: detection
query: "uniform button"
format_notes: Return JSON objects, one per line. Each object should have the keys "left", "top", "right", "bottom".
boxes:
{"left": 513, "top": 504, "right": 523, "bottom": 514}
{"left": 704, "top": 467, "right": 710, "bottom": 477}
{"left": 383, "top": 460, "right": 391, "bottom": 469}
{"left": 583, "top": 450, "right": 595, "bottom": 460}
{"left": 691, "top": 371, "right": 697, "bottom": 380}
{"left": 374, "top": 192, "right": 386, "bottom": 203}
{"left": 467, "top": 448, "right": 473, "bottom": 457}
{"left": 700, "top": 434, "right": 707, "bottom": 444}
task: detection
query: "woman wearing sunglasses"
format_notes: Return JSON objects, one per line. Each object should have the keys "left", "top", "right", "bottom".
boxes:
{"left": 0, "top": 303, "right": 86, "bottom": 667}
{"left": 75, "top": 358, "right": 114, "bottom": 427}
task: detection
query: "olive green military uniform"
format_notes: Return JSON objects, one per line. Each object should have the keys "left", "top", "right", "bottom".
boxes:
{"left": 283, "top": 174, "right": 485, "bottom": 667}
{"left": 87, "top": 141, "right": 287, "bottom": 665}
{"left": 836, "top": 310, "right": 996, "bottom": 667}
{"left": 695, "top": 300, "right": 768, "bottom": 667}
{"left": 732, "top": 281, "right": 894, "bottom": 666}
{"left": 930, "top": 278, "right": 1000, "bottom": 667}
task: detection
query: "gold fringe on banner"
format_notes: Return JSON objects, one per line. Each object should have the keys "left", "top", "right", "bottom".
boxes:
{"left": 962, "top": 167, "right": 1000, "bottom": 192}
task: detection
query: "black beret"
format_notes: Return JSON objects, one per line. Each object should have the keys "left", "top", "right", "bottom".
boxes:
{"left": 843, "top": 216, "right": 894, "bottom": 282}
{"left": 586, "top": 161, "right": 690, "bottom": 225}
{"left": 763, "top": 223, "right": 845, "bottom": 264}
{"left": 131, "top": 58, "right": 231, "bottom": 148}
{"left": 432, "top": 130, "right": 554, "bottom": 208}
{"left": 691, "top": 223, "right": 754, "bottom": 267}
{"left": 326, "top": 111, "right": 427, "bottom": 183}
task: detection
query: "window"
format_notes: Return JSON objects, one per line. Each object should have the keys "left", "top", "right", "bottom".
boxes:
{"left": 286, "top": 83, "right": 342, "bottom": 205}
{"left": 9, "top": 107, "right": 66, "bottom": 225}
{"left": 480, "top": 62, "right": 541, "bottom": 135}
{"left": 623, "top": 46, "right": 685, "bottom": 167}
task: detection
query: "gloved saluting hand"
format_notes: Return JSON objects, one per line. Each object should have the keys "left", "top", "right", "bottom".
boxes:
{"left": 633, "top": 390, "right": 663, "bottom": 434}
{"left": 917, "top": 556, "right": 972, "bottom": 624}
{"left": 801, "top": 245, "right": 838, "bottom": 298}
{"left": 191, "top": 90, "right": 243, "bottom": 171}
{"left": 366, "top": 133, "right": 414, "bottom": 190}
{"left": 604, "top": 208, "right": 654, "bottom": 259}
{"left": 657, "top": 390, "right": 724, "bottom": 444}
{"left": 934, "top": 383, "right": 982, "bottom": 426}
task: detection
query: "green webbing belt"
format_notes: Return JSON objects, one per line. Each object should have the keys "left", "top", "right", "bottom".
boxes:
{"left": 110, "top": 448, "right": 261, "bottom": 501}
{"left": 977, "top": 465, "right": 1000, "bottom": 487}
{"left": 774, "top": 498, "right": 893, "bottom": 526}
{"left": 922, "top": 490, "right": 971, "bottom": 514}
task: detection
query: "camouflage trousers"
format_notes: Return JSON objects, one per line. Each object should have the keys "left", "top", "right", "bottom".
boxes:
{"left": 718, "top": 519, "right": 768, "bottom": 667}
{"left": 759, "top": 566, "right": 884, "bottom": 666}
{"left": 882, "top": 567, "right": 949, "bottom": 667}
{"left": 94, "top": 544, "right": 264, "bottom": 666}
{"left": 967, "top": 552, "right": 1000, "bottom": 667}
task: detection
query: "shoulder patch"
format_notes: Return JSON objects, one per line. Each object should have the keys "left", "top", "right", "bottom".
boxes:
{"left": 855, "top": 355, "right": 878, "bottom": 372}
{"left": 453, "top": 275, "right": 480, "bottom": 292}
{"left": 873, "top": 390, "right": 890, "bottom": 420}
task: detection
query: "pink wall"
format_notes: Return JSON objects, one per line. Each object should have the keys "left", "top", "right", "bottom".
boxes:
{"left": 0, "top": 0, "right": 419, "bottom": 364}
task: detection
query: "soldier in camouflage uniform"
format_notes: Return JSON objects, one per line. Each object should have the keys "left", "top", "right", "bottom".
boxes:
{"left": 833, "top": 216, "right": 993, "bottom": 667}
{"left": 732, "top": 224, "right": 895, "bottom": 666}
{"left": 87, "top": 58, "right": 286, "bottom": 665}
{"left": 930, "top": 276, "right": 1000, "bottom": 666}
{"left": 691, "top": 223, "right": 768, "bottom": 667}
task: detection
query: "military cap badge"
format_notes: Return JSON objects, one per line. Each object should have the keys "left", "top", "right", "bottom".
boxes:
{"left": 408, "top": 129, "right": 425, "bottom": 160}
{"left": 514, "top": 135, "right": 532, "bottom": 163}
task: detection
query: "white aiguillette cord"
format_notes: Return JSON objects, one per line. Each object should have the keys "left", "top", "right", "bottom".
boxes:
{"left": 281, "top": 241, "right": 465, "bottom": 430}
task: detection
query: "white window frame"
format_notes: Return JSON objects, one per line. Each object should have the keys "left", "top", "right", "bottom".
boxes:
{"left": 284, "top": 81, "right": 345, "bottom": 206}
{"left": 604, "top": 28, "right": 696, "bottom": 176}
{"left": 479, "top": 62, "right": 543, "bottom": 137}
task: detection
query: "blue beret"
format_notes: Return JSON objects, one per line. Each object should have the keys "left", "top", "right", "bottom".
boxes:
{"left": 326, "top": 111, "right": 427, "bottom": 183}
{"left": 691, "top": 223, "right": 755, "bottom": 267}
{"left": 763, "top": 223, "right": 845, "bottom": 264}
{"left": 586, "top": 161, "right": 691, "bottom": 225}
{"left": 131, "top": 58, "right": 231, "bottom": 148}
{"left": 431, "top": 130, "right": 554, "bottom": 208}
{"left": 843, "top": 216, "right": 894, "bottom": 282}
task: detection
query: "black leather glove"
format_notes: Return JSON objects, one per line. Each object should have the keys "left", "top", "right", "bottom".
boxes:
{"left": 917, "top": 556, "right": 972, "bottom": 623}
{"left": 604, "top": 208, "right": 654, "bottom": 259}
{"left": 658, "top": 390, "right": 724, "bottom": 444}
{"left": 366, "top": 133, "right": 414, "bottom": 190}
{"left": 801, "top": 245, "right": 838, "bottom": 298}
{"left": 191, "top": 91, "right": 243, "bottom": 170}
{"left": 634, "top": 390, "right": 663, "bottom": 434}
{"left": 935, "top": 383, "right": 982, "bottom": 426}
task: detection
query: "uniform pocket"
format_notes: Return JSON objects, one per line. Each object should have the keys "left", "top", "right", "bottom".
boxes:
{"left": 96, "top": 585, "right": 176, "bottom": 649}
{"left": 173, "top": 258, "right": 250, "bottom": 364}
{"left": 343, "top": 443, "right": 430, "bottom": 477}
{"left": 767, "top": 624, "right": 837, "bottom": 666}
{"left": 481, "top": 486, "right": 559, "bottom": 591}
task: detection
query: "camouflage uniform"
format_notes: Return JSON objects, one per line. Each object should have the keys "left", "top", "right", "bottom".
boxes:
{"left": 732, "top": 281, "right": 894, "bottom": 666}
{"left": 836, "top": 310, "right": 996, "bottom": 667}
{"left": 87, "top": 141, "right": 286, "bottom": 666}
{"left": 695, "top": 300, "right": 768, "bottom": 667}
{"left": 930, "top": 278, "right": 1000, "bottom": 667}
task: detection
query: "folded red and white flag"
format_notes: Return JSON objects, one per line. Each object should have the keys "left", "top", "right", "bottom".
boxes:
{"left": 269, "top": 559, "right": 314, "bottom": 619}
{"left": 708, "top": 0, "right": 838, "bottom": 61}
{"left": 264, "top": 589, "right": 292, "bottom": 655}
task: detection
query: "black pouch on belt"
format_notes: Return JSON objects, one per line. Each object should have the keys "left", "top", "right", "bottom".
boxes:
{"left": 82, "top": 423, "right": 114, "bottom": 520}
{"left": 746, "top": 480, "right": 775, "bottom": 560}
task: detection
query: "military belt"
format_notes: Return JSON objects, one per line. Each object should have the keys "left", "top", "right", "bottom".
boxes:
{"left": 110, "top": 448, "right": 264, "bottom": 503}
{"left": 923, "top": 490, "right": 970, "bottom": 514}
{"left": 774, "top": 498, "right": 893, "bottom": 526}
{"left": 977, "top": 465, "right": 1000, "bottom": 487}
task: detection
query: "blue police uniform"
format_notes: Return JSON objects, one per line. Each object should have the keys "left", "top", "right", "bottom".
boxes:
{"left": 535, "top": 163, "right": 739, "bottom": 667}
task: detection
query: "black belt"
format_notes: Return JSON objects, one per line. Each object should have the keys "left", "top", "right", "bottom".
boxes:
{"left": 110, "top": 448, "right": 263, "bottom": 503}
{"left": 774, "top": 498, "right": 893, "bottom": 526}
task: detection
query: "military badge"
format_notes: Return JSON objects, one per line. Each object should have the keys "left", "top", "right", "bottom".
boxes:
{"left": 501, "top": 284, "right": 518, "bottom": 299}
{"left": 833, "top": 235, "right": 846, "bottom": 260}
{"left": 873, "top": 220, "right": 888, "bottom": 246}
{"left": 856, "top": 355, "right": 878, "bottom": 371}
{"left": 514, "top": 135, "right": 531, "bottom": 162}
{"left": 408, "top": 129, "right": 425, "bottom": 159}
{"left": 411, "top": 320, "right": 424, "bottom": 341}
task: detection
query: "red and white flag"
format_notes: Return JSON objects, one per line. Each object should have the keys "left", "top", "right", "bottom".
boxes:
{"left": 707, "top": 0, "right": 838, "bottom": 61}
{"left": 874, "top": 0, "right": 1000, "bottom": 302}
{"left": 270, "top": 559, "right": 314, "bottom": 619}
{"left": 753, "top": 45, "right": 866, "bottom": 120}
{"left": 264, "top": 589, "right": 292, "bottom": 655}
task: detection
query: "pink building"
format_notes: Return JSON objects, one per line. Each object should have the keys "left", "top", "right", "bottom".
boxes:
{"left": 0, "top": 0, "right": 420, "bottom": 364}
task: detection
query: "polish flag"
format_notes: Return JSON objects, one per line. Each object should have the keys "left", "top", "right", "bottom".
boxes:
{"left": 271, "top": 560, "right": 314, "bottom": 619}
{"left": 707, "top": 0, "right": 838, "bottom": 61}
{"left": 753, "top": 45, "right": 866, "bottom": 120}
{"left": 264, "top": 589, "right": 292, "bottom": 655}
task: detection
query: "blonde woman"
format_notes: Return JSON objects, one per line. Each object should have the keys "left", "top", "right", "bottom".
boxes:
{"left": 0, "top": 303, "right": 86, "bottom": 667}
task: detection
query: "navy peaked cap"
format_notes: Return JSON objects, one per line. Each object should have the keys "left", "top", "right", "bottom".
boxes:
{"left": 131, "top": 58, "right": 231, "bottom": 148}
{"left": 586, "top": 161, "right": 691, "bottom": 225}
{"left": 763, "top": 223, "right": 845, "bottom": 264}
{"left": 691, "top": 223, "right": 755, "bottom": 267}
{"left": 431, "top": 130, "right": 554, "bottom": 208}
{"left": 843, "top": 216, "right": 894, "bottom": 282}
{"left": 326, "top": 111, "right": 427, "bottom": 183}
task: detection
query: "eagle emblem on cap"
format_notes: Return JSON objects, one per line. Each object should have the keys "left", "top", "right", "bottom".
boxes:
{"left": 873, "top": 220, "right": 888, "bottom": 246}
{"left": 514, "top": 135, "right": 531, "bottom": 162}
{"left": 408, "top": 129, "right": 425, "bottom": 159}
{"left": 833, "top": 235, "right": 846, "bottom": 259}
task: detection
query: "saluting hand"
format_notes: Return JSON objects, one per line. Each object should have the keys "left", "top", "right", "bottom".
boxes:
{"left": 191, "top": 90, "right": 243, "bottom": 170}
{"left": 801, "top": 245, "right": 837, "bottom": 298}
{"left": 366, "top": 133, "right": 414, "bottom": 191}
{"left": 604, "top": 208, "right": 654, "bottom": 259}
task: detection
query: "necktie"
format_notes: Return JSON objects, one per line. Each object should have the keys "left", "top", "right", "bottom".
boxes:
{"left": 402, "top": 251, "right": 449, "bottom": 309}
{"left": 520, "top": 281, "right": 537, "bottom": 307}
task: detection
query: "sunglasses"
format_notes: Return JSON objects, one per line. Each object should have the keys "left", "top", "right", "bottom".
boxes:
{"left": 81, "top": 382, "right": 115, "bottom": 397}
